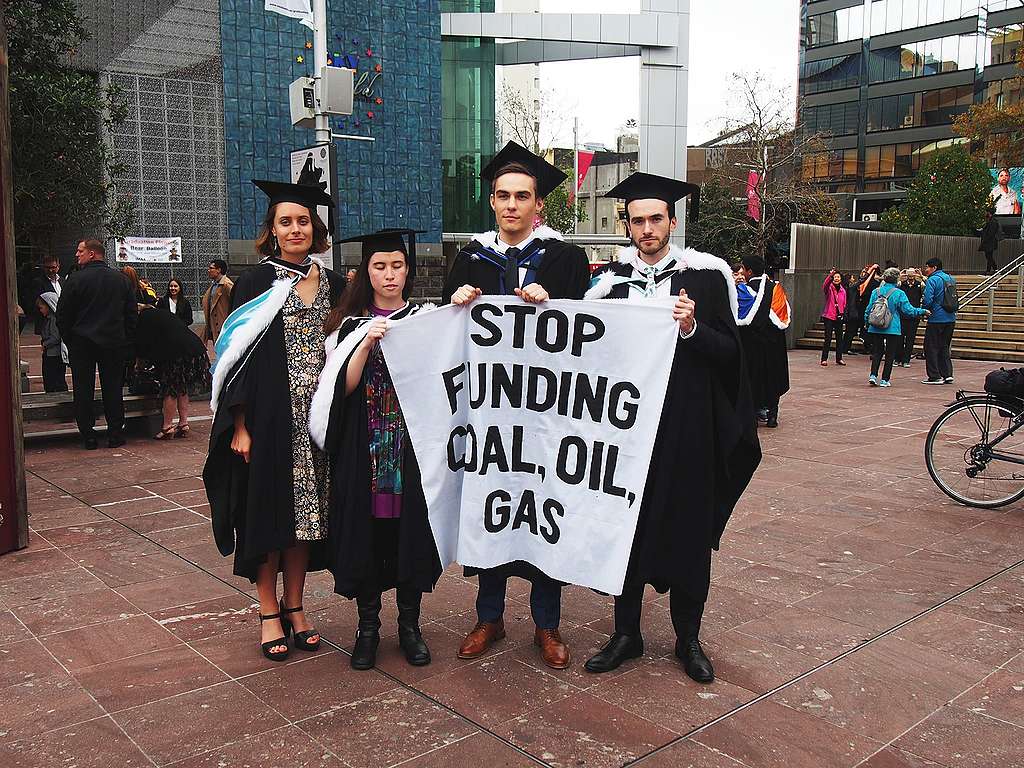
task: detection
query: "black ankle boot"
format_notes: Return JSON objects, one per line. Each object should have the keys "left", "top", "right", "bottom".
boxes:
{"left": 351, "top": 593, "right": 382, "bottom": 670}
{"left": 396, "top": 588, "right": 430, "bottom": 666}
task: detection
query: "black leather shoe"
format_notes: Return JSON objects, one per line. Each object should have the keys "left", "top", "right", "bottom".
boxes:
{"left": 584, "top": 633, "right": 644, "bottom": 673}
{"left": 675, "top": 636, "right": 714, "bottom": 683}
{"left": 765, "top": 409, "right": 779, "bottom": 428}
{"left": 107, "top": 436, "right": 126, "bottom": 448}
{"left": 350, "top": 629, "right": 379, "bottom": 670}
{"left": 83, "top": 437, "right": 98, "bottom": 450}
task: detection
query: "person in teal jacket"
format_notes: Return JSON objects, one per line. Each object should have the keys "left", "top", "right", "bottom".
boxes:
{"left": 866, "top": 267, "right": 929, "bottom": 387}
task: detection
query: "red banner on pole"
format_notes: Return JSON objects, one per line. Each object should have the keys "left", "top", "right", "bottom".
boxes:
{"left": 571, "top": 151, "right": 595, "bottom": 203}
{"left": 746, "top": 171, "right": 761, "bottom": 222}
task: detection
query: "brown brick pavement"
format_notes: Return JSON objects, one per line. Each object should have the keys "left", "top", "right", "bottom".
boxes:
{"left": 2, "top": 350, "right": 1022, "bottom": 767}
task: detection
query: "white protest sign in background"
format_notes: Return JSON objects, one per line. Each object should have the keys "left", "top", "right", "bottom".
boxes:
{"left": 116, "top": 237, "right": 182, "bottom": 263}
{"left": 380, "top": 297, "right": 678, "bottom": 595}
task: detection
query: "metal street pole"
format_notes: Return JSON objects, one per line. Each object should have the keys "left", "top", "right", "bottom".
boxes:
{"left": 312, "top": 0, "right": 330, "bottom": 145}
{"left": 573, "top": 117, "right": 579, "bottom": 235}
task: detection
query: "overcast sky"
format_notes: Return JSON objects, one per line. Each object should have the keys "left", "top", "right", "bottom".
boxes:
{"left": 514, "top": 1, "right": 801, "bottom": 148}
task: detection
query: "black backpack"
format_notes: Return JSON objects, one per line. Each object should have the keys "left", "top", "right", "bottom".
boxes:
{"left": 941, "top": 277, "right": 959, "bottom": 313}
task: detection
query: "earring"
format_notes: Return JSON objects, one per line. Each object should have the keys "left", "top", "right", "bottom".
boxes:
{"left": 272, "top": 234, "right": 280, "bottom": 255}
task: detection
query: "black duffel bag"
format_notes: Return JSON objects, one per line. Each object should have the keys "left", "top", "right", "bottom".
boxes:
{"left": 984, "top": 367, "right": 1024, "bottom": 397}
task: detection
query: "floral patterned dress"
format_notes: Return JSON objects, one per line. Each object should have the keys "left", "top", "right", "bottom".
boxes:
{"left": 278, "top": 265, "right": 331, "bottom": 541}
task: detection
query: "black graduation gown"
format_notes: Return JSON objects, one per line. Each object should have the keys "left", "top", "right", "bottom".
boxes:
{"left": 322, "top": 313, "right": 443, "bottom": 598}
{"left": 441, "top": 231, "right": 590, "bottom": 584}
{"left": 203, "top": 263, "right": 345, "bottom": 581}
{"left": 739, "top": 275, "right": 790, "bottom": 406}
{"left": 442, "top": 235, "right": 591, "bottom": 302}
{"left": 592, "top": 261, "right": 761, "bottom": 604}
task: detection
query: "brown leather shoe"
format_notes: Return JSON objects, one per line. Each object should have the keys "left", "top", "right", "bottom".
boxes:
{"left": 535, "top": 628, "right": 570, "bottom": 669}
{"left": 457, "top": 620, "right": 505, "bottom": 659}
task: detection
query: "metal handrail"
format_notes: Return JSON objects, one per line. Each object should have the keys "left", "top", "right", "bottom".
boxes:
{"left": 958, "top": 252, "right": 1024, "bottom": 310}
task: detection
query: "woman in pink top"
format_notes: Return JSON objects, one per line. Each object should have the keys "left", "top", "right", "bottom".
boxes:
{"left": 820, "top": 269, "right": 847, "bottom": 366}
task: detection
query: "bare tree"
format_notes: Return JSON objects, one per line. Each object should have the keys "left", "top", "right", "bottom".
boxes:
{"left": 702, "top": 73, "right": 838, "bottom": 262}
{"left": 497, "top": 81, "right": 574, "bottom": 154}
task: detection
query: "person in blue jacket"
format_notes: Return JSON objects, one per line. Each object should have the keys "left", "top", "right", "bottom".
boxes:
{"left": 866, "top": 267, "right": 929, "bottom": 388}
{"left": 920, "top": 257, "right": 957, "bottom": 384}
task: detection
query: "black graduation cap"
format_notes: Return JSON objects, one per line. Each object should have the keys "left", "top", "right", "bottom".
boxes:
{"left": 604, "top": 172, "right": 700, "bottom": 222}
{"left": 481, "top": 141, "right": 567, "bottom": 199}
{"left": 253, "top": 179, "right": 333, "bottom": 212}
{"left": 339, "top": 229, "right": 425, "bottom": 279}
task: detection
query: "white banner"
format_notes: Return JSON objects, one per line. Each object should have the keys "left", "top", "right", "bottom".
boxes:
{"left": 116, "top": 237, "right": 182, "bottom": 263}
{"left": 380, "top": 298, "right": 678, "bottom": 594}
{"left": 265, "top": 0, "right": 314, "bottom": 29}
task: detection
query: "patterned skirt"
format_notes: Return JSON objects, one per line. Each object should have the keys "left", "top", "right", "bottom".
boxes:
{"left": 158, "top": 352, "right": 212, "bottom": 398}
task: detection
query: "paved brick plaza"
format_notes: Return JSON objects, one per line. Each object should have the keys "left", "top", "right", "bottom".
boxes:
{"left": 2, "top": 350, "right": 1023, "bottom": 767}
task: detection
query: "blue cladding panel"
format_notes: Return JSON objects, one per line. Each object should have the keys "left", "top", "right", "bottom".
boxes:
{"left": 220, "top": 0, "right": 442, "bottom": 242}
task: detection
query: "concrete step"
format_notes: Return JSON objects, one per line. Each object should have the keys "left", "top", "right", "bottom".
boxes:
{"left": 794, "top": 338, "right": 1024, "bottom": 363}
{"left": 21, "top": 389, "right": 211, "bottom": 422}
{"left": 23, "top": 414, "right": 212, "bottom": 441}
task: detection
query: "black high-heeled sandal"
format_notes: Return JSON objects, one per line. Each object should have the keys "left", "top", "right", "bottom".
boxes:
{"left": 280, "top": 602, "right": 321, "bottom": 652}
{"left": 259, "top": 612, "right": 290, "bottom": 661}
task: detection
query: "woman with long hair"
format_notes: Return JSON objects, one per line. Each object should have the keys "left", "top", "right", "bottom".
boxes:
{"left": 121, "top": 266, "right": 157, "bottom": 312}
{"left": 203, "top": 180, "right": 345, "bottom": 661}
{"left": 156, "top": 278, "right": 194, "bottom": 326}
{"left": 309, "top": 229, "right": 441, "bottom": 672}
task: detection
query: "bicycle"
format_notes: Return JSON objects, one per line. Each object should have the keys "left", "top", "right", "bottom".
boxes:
{"left": 925, "top": 390, "right": 1024, "bottom": 508}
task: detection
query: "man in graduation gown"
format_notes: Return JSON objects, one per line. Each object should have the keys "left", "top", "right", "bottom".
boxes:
{"left": 582, "top": 172, "right": 761, "bottom": 683}
{"left": 737, "top": 255, "right": 791, "bottom": 429}
{"left": 444, "top": 141, "right": 590, "bottom": 670}
{"left": 204, "top": 181, "right": 345, "bottom": 582}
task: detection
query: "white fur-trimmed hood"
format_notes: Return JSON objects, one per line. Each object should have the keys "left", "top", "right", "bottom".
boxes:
{"left": 585, "top": 244, "right": 740, "bottom": 320}
{"left": 308, "top": 301, "right": 436, "bottom": 451}
{"left": 209, "top": 277, "right": 293, "bottom": 413}
{"left": 469, "top": 225, "right": 565, "bottom": 252}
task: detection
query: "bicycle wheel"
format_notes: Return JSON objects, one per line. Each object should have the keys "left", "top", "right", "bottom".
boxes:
{"left": 925, "top": 396, "right": 1024, "bottom": 508}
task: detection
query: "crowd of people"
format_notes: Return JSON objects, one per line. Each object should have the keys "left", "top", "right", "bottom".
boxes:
{"left": 201, "top": 143, "right": 760, "bottom": 685}
{"left": 14, "top": 139, "right": 973, "bottom": 686}
{"left": 16, "top": 241, "right": 234, "bottom": 447}
{"left": 817, "top": 259, "right": 958, "bottom": 387}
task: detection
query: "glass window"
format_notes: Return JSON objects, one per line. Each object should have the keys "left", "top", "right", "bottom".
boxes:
{"left": 801, "top": 53, "right": 862, "bottom": 94}
{"left": 901, "top": 0, "right": 918, "bottom": 31}
{"left": 895, "top": 143, "right": 914, "bottom": 176}
{"left": 807, "top": 6, "right": 864, "bottom": 47}
{"left": 865, "top": 145, "right": 881, "bottom": 178}
{"left": 879, "top": 144, "right": 896, "bottom": 176}
{"left": 867, "top": 97, "right": 883, "bottom": 130}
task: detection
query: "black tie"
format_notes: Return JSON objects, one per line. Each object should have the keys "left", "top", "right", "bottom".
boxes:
{"left": 504, "top": 247, "right": 521, "bottom": 295}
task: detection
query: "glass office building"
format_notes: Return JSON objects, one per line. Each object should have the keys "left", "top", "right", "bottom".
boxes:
{"left": 799, "top": 0, "right": 1024, "bottom": 196}
{"left": 441, "top": 0, "right": 496, "bottom": 234}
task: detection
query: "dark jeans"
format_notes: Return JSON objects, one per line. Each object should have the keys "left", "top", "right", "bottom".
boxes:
{"left": 820, "top": 317, "right": 844, "bottom": 362}
{"left": 870, "top": 334, "right": 900, "bottom": 381}
{"left": 841, "top": 316, "right": 859, "bottom": 353}
{"left": 68, "top": 338, "right": 126, "bottom": 440}
{"left": 614, "top": 583, "right": 705, "bottom": 640}
{"left": 476, "top": 570, "right": 561, "bottom": 629}
{"left": 900, "top": 318, "right": 920, "bottom": 365}
{"left": 42, "top": 355, "right": 68, "bottom": 392}
{"left": 984, "top": 250, "right": 997, "bottom": 273}
{"left": 924, "top": 322, "right": 955, "bottom": 381}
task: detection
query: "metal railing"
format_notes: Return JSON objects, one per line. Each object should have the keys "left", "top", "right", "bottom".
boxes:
{"left": 957, "top": 253, "right": 1024, "bottom": 332}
